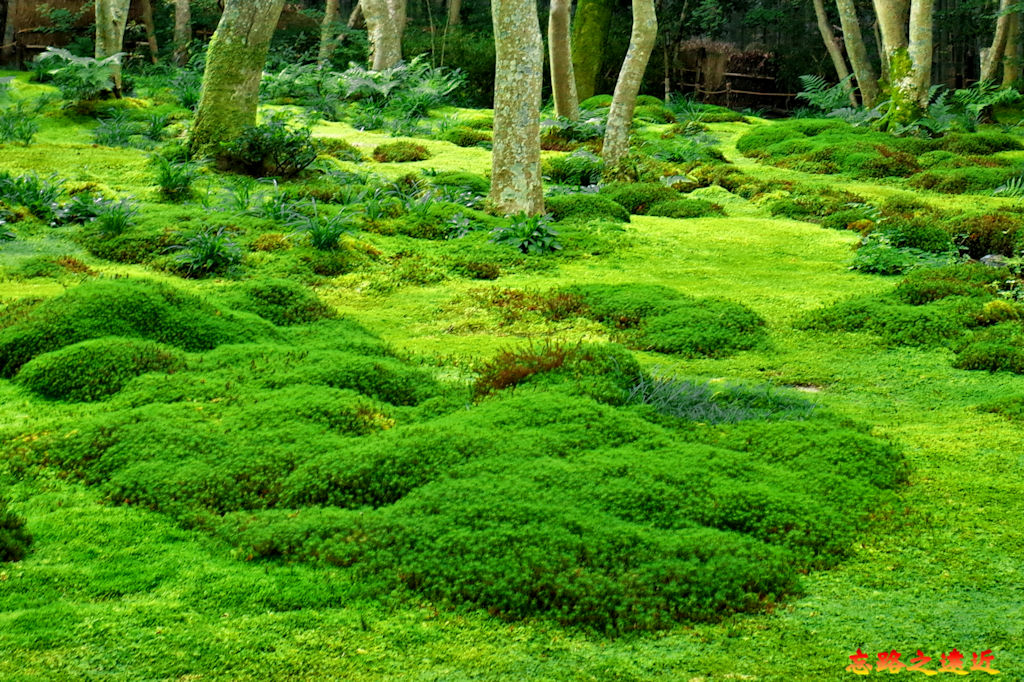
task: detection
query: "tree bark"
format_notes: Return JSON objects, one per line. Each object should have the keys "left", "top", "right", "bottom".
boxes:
{"left": 1004, "top": 11, "right": 1021, "bottom": 86}
{"left": 835, "top": 0, "right": 880, "bottom": 107}
{"left": 982, "top": 0, "right": 1013, "bottom": 83}
{"left": 570, "top": 0, "right": 614, "bottom": 101}
{"left": 363, "top": 0, "right": 405, "bottom": 70}
{"left": 95, "top": 0, "right": 132, "bottom": 93}
{"left": 906, "top": 0, "right": 934, "bottom": 106}
{"left": 319, "top": 0, "right": 341, "bottom": 66}
{"left": 173, "top": 0, "right": 192, "bottom": 66}
{"left": 872, "top": 0, "right": 909, "bottom": 61}
{"left": 602, "top": 0, "right": 657, "bottom": 170}
{"left": 349, "top": 2, "right": 366, "bottom": 29}
{"left": 138, "top": 0, "right": 160, "bottom": 64}
{"left": 189, "top": 0, "right": 286, "bottom": 157}
{"left": 812, "top": 0, "right": 856, "bottom": 106}
{"left": 2, "top": 0, "right": 18, "bottom": 65}
{"left": 549, "top": 0, "right": 579, "bottom": 119}
{"left": 447, "top": 0, "right": 462, "bottom": 26}
{"left": 489, "top": 0, "right": 544, "bottom": 215}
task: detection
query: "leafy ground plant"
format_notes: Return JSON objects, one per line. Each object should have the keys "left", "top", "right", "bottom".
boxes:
{"left": 490, "top": 213, "right": 561, "bottom": 254}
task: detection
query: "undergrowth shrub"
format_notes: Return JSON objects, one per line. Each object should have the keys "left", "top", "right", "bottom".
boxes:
{"left": 957, "top": 213, "right": 1024, "bottom": 258}
{"left": 544, "top": 150, "right": 604, "bottom": 186}
{"left": 16, "top": 336, "right": 185, "bottom": 401}
{"left": 172, "top": 226, "right": 243, "bottom": 276}
{"left": 221, "top": 117, "right": 320, "bottom": 178}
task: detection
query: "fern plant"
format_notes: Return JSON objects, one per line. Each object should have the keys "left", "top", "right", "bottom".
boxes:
{"left": 796, "top": 74, "right": 854, "bottom": 114}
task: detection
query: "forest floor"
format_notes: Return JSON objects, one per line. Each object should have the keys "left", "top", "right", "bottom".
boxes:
{"left": 0, "top": 75, "right": 1022, "bottom": 680}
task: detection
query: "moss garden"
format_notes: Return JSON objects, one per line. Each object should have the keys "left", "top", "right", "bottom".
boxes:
{"left": 2, "top": 61, "right": 1024, "bottom": 680}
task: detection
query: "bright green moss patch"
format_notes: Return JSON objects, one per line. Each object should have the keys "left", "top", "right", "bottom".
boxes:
{"left": 15, "top": 336, "right": 185, "bottom": 402}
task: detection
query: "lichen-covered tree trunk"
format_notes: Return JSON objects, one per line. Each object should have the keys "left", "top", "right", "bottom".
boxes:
{"left": 571, "top": 0, "right": 614, "bottom": 101}
{"left": 490, "top": 0, "right": 544, "bottom": 215}
{"left": 319, "top": 0, "right": 342, "bottom": 66}
{"left": 906, "top": 0, "right": 934, "bottom": 106}
{"left": 1004, "top": 12, "right": 1021, "bottom": 86}
{"left": 173, "top": 0, "right": 192, "bottom": 66}
{"left": 602, "top": 0, "right": 656, "bottom": 170}
{"left": 447, "top": 0, "right": 462, "bottom": 26}
{"left": 2, "top": 0, "right": 19, "bottom": 65}
{"left": 363, "top": 0, "right": 405, "bottom": 70}
{"left": 549, "top": 0, "right": 579, "bottom": 119}
{"left": 138, "top": 0, "right": 160, "bottom": 64}
{"left": 835, "top": 0, "right": 880, "bottom": 107}
{"left": 189, "top": 0, "right": 286, "bottom": 157}
{"left": 812, "top": 0, "right": 856, "bottom": 106}
{"left": 982, "top": 0, "right": 1013, "bottom": 83}
{"left": 95, "top": 0, "right": 132, "bottom": 93}
{"left": 872, "top": 0, "right": 909, "bottom": 59}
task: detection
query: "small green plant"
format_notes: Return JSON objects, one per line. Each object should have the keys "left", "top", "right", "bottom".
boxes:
{"left": 144, "top": 112, "right": 172, "bottom": 142}
{"left": 222, "top": 115, "right": 320, "bottom": 178}
{"left": 91, "top": 199, "right": 137, "bottom": 237}
{"left": 0, "top": 102, "right": 40, "bottom": 146}
{"left": 93, "top": 111, "right": 141, "bottom": 147}
{"left": 0, "top": 171, "right": 65, "bottom": 222}
{"left": 150, "top": 155, "right": 199, "bottom": 201}
{"left": 490, "top": 213, "right": 561, "bottom": 254}
{"left": 796, "top": 73, "right": 854, "bottom": 114}
{"left": 36, "top": 47, "right": 124, "bottom": 102}
{"left": 172, "top": 226, "right": 243, "bottom": 276}
{"left": 289, "top": 201, "right": 356, "bottom": 251}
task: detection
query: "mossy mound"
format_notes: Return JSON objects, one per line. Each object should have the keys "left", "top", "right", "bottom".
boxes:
{"left": 563, "top": 283, "right": 768, "bottom": 357}
{"left": 0, "top": 279, "right": 277, "bottom": 377}
{"left": 602, "top": 182, "right": 681, "bottom": 215}
{"left": 217, "top": 278, "right": 336, "bottom": 327}
{"left": 0, "top": 496, "right": 32, "bottom": 563}
{"left": 545, "top": 194, "right": 630, "bottom": 223}
{"left": 429, "top": 171, "right": 490, "bottom": 196}
{"left": 648, "top": 198, "right": 724, "bottom": 219}
{"left": 372, "top": 141, "right": 432, "bottom": 163}
{"left": 16, "top": 336, "right": 186, "bottom": 402}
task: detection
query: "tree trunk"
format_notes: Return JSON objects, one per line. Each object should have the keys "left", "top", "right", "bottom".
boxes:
{"left": 447, "top": 0, "right": 462, "bottom": 26}
{"left": 489, "top": 0, "right": 544, "bottom": 215}
{"left": 363, "top": 0, "right": 405, "bottom": 70}
{"left": 872, "top": 0, "right": 918, "bottom": 125}
{"left": 982, "top": 0, "right": 1013, "bottom": 83}
{"left": 570, "top": 0, "right": 614, "bottom": 101}
{"left": 349, "top": 2, "right": 366, "bottom": 29}
{"left": 95, "top": 0, "right": 132, "bottom": 93}
{"left": 835, "top": 0, "right": 880, "bottom": 107}
{"left": 906, "top": 0, "right": 934, "bottom": 106}
{"left": 319, "top": 0, "right": 341, "bottom": 66}
{"left": 1004, "top": 11, "right": 1021, "bottom": 86}
{"left": 2, "top": 0, "right": 18, "bottom": 65}
{"left": 549, "top": 0, "right": 579, "bottom": 119}
{"left": 189, "top": 0, "right": 286, "bottom": 157}
{"left": 872, "top": 0, "right": 909, "bottom": 61}
{"left": 602, "top": 0, "right": 657, "bottom": 170}
{"left": 138, "top": 0, "right": 160, "bottom": 64}
{"left": 173, "top": 0, "right": 192, "bottom": 66}
{"left": 812, "top": 0, "right": 856, "bottom": 106}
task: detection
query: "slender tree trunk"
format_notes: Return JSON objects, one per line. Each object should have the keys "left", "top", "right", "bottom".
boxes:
{"left": 95, "top": 0, "right": 132, "bottom": 93}
{"left": 2, "top": 0, "right": 18, "bottom": 65}
{"left": 138, "top": 0, "right": 160, "bottom": 64}
{"left": 319, "top": 0, "right": 341, "bottom": 66}
{"left": 982, "top": 0, "right": 1013, "bottom": 82}
{"left": 189, "top": 0, "right": 286, "bottom": 157}
{"left": 489, "top": 0, "right": 544, "bottom": 215}
{"left": 549, "top": 0, "right": 579, "bottom": 119}
{"left": 173, "top": 0, "right": 192, "bottom": 66}
{"left": 571, "top": 0, "right": 614, "bottom": 101}
{"left": 602, "top": 0, "right": 657, "bottom": 170}
{"left": 349, "top": 2, "right": 366, "bottom": 29}
{"left": 835, "top": 0, "right": 880, "bottom": 106}
{"left": 1004, "top": 11, "right": 1021, "bottom": 86}
{"left": 363, "top": 0, "right": 405, "bottom": 70}
{"left": 812, "top": 0, "right": 856, "bottom": 106}
{"left": 906, "top": 0, "right": 934, "bottom": 106}
{"left": 872, "top": 0, "right": 909, "bottom": 61}
{"left": 447, "top": 0, "right": 462, "bottom": 26}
